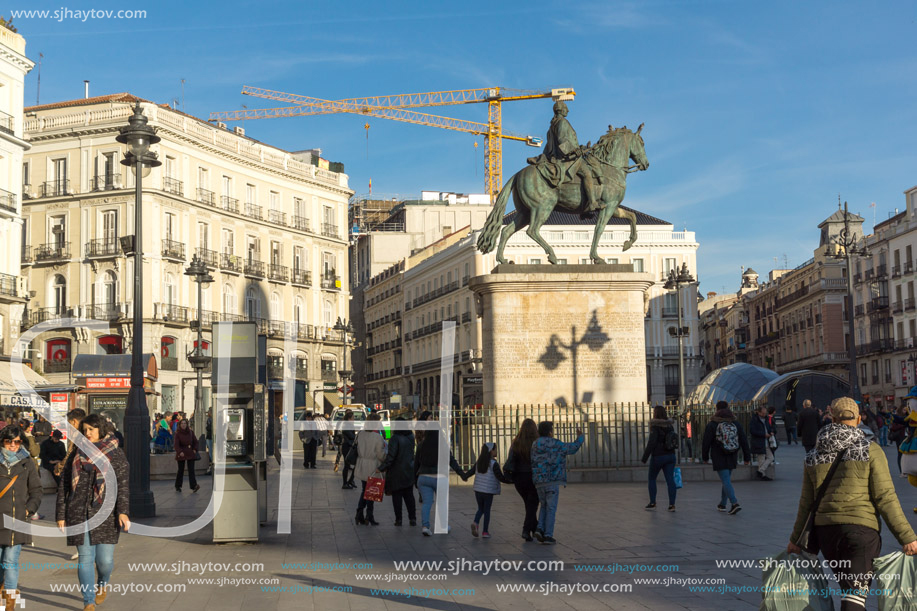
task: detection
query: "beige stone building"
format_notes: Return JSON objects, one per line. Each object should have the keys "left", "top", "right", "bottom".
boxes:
{"left": 0, "top": 25, "right": 33, "bottom": 358}
{"left": 20, "top": 93, "right": 352, "bottom": 420}
{"left": 742, "top": 209, "right": 856, "bottom": 379}
{"left": 362, "top": 209, "right": 702, "bottom": 408}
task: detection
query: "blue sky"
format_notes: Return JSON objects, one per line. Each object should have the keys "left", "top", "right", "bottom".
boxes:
{"left": 11, "top": 0, "right": 917, "bottom": 295}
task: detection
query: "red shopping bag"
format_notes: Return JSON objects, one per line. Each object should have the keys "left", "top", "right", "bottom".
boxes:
{"left": 363, "top": 476, "right": 385, "bottom": 503}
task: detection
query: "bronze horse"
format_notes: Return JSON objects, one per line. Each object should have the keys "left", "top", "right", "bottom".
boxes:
{"left": 476, "top": 124, "right": 649, "bottom": 264}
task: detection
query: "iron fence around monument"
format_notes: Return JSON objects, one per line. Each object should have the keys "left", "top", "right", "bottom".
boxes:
{"left": 434, "top": 402, "right": 760, "bottom": 470}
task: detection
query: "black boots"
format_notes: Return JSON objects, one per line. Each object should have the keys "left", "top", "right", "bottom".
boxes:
{"left": 355, "top": 509, "right": 366, "bottom": 525}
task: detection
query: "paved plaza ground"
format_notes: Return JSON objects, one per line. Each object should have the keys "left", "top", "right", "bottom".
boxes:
{"left": 14, "top": 441, "right": 917, "bottom": 610}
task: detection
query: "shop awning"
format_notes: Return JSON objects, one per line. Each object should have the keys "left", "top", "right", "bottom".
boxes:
{"left": 71, "top": 354, "right": 158, "bottom": 380}
{"left": 0, "top": 360, "right": 51, "bottom": 408}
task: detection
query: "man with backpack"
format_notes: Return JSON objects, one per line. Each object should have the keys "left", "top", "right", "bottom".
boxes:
{"left": 750, "top": 405, "right": 776, "bottom": 480}
{"left": 641, "top": 406, "right": 679, "bottom": 512}
{"left": 702, "top": 401, "right": 751, "bottom": 515}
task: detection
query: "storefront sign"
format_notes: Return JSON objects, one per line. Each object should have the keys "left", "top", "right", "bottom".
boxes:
{"left": 84, "top": 377, "right": 131, "bottom": 389}
{"left": 0, "top": 394, "right": 44, "bottom": 408}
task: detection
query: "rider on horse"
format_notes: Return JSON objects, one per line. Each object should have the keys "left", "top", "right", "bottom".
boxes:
{"left": 527, "top": 100, "right": 602, "bottom": 214}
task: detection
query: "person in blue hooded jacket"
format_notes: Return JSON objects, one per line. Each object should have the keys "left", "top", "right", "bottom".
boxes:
{"left": 530, "top": 421, "right": 584, "bottom": 545}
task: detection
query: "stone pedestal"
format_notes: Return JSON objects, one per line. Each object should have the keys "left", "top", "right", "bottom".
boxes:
{"left": 469, "top": 265, "right": 654, "bottom": 406}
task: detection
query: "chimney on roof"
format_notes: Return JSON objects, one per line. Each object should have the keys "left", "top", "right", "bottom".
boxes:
{"left": 84, "top": 80, "right": 89, "bottom": 99}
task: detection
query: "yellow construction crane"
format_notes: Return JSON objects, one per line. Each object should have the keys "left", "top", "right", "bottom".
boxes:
{"left": 210, "top": 86, "right": 575, "bottom": 199}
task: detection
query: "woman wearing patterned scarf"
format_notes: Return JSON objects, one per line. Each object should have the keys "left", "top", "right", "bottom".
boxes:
{"left": 788, "top": 397, "right": 917, "bottom": 611}
{"left": 0, "top": 425, "right": 43, "bottom": 611}
{"left": 55, "top": 414, "right": 130, "bottom": 611}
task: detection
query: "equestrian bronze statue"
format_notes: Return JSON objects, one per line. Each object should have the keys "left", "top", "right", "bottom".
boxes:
{"left": 477, "top": 103, "right": 649, "bottom": 264}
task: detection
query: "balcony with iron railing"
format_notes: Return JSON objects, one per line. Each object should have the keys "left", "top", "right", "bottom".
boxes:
{"left": 161, "top": 356, "right": 178, "bottom": 371}
{"left": 907, "top": 297, "right": 916, "bottom": 312}
{"left": 462, "top": 311, "right": 472, "bottom": 323}
{"left": 854, "top": 304, "right": 865, "bottom": 317}
{"left": 41, "top": 180, "right": 70, "bottom": 198}
{"left": 291, "top": 268, "right": 311, "bottom": 286}
{"left": 893, "top": 300, "right": 904, "bottom": 314}
{"left": 661, "top": 306, "right": 678, "bottom": 318}
{"left": 906, "top": 261, "right": 915, "bottom": 275}
{"left": 244, "top": 202, "right": 262, "bottom": 220}
{"left": 221, "top": 195, "right": 239, "bottom": 214}
{"left": 87, "top": 303, "right": 125, "bottom": 320}
{"left": 90, "top": 174, "right": 122, "bottom": 191}
{"left": 867, "top": 296, "right": 889, "bottom": 313}
{"left": 268, "top": 263, "right": 289, "bottom": 282}
{"left": 192, "top": 309, "right": 221, "bottom": 329}
{"left": 20, "top": 246, "right": 31, "bottom": 265}
{"left": 0, "top": 187, "right": 16, "bottom": 214}
{"left": 292, "top": 216, "right": 310, "bottom": 231}
{"left": 26, "top": 307, "right": 73, "bottom": 328}
{"left": 197, "top": 187, "right": 215, "bottom": 206}
{"left": 244, "top": 259, "right": 265, "bottom": 278}
{"left": 162, "top": 176, "right": 183, "bottom": 196}
{"left": 194, "top": 247, "right": 220, "bottom": 268}
{"left": 322, "top": 223, "right": 339, "bottom": 239}
{"left": 0, "top": 273, "right": 17, "bottom": 298}
{"left": 268, "top": 210, "right": 286, "bottom": 226}
{"left": 34, "top": 242, "right": 70, "bottom": 262}
{"left": 85, "top": 238, "right": 122, "bottom": 258}
{"left": 893, "top": 265, "right": 902, "bottom": 278}
{"left": 161, "top": 238, "right": 185, "bottom": 261}
{"left": 876, "top": 264, "right": 887, "bottom": 278}
{"left": 220, "top": 252, "right": 243, "bottom": 273}
{"left": 156, "top": 303, "right": 189, "bottom": 324}
{"left": 321, "top": 274, "right": 341, "bottom": 291}
{"left": 0, "top": 109, "right": 13, "bottom": 136}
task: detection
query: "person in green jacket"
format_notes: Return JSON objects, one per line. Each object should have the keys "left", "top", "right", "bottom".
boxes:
{"left": 787, "top": 396, "right": 917, "bottom": 611}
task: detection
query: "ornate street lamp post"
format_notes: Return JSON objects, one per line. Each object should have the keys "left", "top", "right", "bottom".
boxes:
{"left": 333, "top": 317, "right": 353, "bottom": 408}
{"left": 663, "top": 263, "right": 695, "bottom": 462}
{"left": 185, "top": 255, "right": 213, "bottom": 440}
{"left": 831, "top": 201, "right": 869, "bottom": 401}
{"left": 116, "top": 102, "right": 161, "bottom": 518}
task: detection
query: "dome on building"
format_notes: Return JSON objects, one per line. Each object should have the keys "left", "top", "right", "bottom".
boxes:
{"left": 687, "top": 363, "right": 780, "bottom": 406}
{"left": 751, "top": 370, "right": 850, "bottom": 415}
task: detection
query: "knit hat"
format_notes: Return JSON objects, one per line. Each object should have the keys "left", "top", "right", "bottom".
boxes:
{"left": 830, "top": 397, "right": 859, "bottom": 421}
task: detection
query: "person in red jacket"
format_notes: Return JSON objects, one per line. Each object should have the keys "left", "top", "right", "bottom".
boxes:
{"left": 174, "top": 419, "right": 200, "bottom": 493}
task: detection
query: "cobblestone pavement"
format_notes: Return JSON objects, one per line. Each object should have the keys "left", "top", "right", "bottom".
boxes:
{"left": 14, "top": 442, "right": 917, "bottom": 610}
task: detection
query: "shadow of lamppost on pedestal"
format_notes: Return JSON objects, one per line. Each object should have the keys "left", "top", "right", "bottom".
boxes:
{"left": 538, "top": 311, "right": 610, "bottom": 408}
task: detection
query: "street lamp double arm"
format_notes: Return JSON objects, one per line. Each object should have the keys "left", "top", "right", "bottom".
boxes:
{"left": 115, "top": 102, "right": 161, "bottom": 519}
{"left": 185, "top": 255, "right": 214, "bottom": 438}
{"left": 830, "top": 201, "right": 869, "bottom": 401}
{"left": 663, "top": 263, "right": 696, "bottom": 462}
{"left": 334, "top": 317, "right": 354, "bottom": 407}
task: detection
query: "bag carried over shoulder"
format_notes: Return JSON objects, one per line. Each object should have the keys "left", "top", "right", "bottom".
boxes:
{"left": 344, "top": 441, "right": 359, "bottom": 467}
{"left": 716, "top": 422, "right": 740, "bottom": 454}
{"left": 759, "top": 550, "right": 834, "bottom": 611}
{"left": 663, "top": 428, "right": 679, "bottom": 452}
{"left": 872, "top": 551, "right": 917, "bottom": 611}
{"left": 363, "top": 476, "right": 385, "bottom": 503}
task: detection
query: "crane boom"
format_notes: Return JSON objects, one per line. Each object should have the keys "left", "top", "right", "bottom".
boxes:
{"left": 208, "top": 85, "right": 575, "bottom": 200}
{"left": 240, "top": 85, "right": 572, "bottom": 113}
{"left": 209, "top": 100, "right": 532, "bottom": 142}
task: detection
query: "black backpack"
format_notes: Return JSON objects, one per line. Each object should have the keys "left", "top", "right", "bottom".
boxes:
{"left": 663, "top": 428, "right": 679, "bottom": 452}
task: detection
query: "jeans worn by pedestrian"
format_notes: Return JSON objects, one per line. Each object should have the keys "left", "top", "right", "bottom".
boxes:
{"left": 785, "top": 426, "right": 798, "bottom": 445}
{"left": 536, "top": 484, "right": 559, "bottom": 537}
{"left": 878, "top": 425, "right": 888, "bottom": 447}
{"left": 473, "top": 491, "right": 495, "bottom": 533}
{"left": 648, "top": 454, "right": 677, "bottom": 506}
{"left": 717, "top": 469, "right": 737, "bottom": 505}
{"left": 0, "top": 544, "right": 21, "bottom": 591}
{"left": 418, "top": 475, "right": 438, "bottom": 528}
{"left": 77, "top": 532, "right": 115, "bottom": 605}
